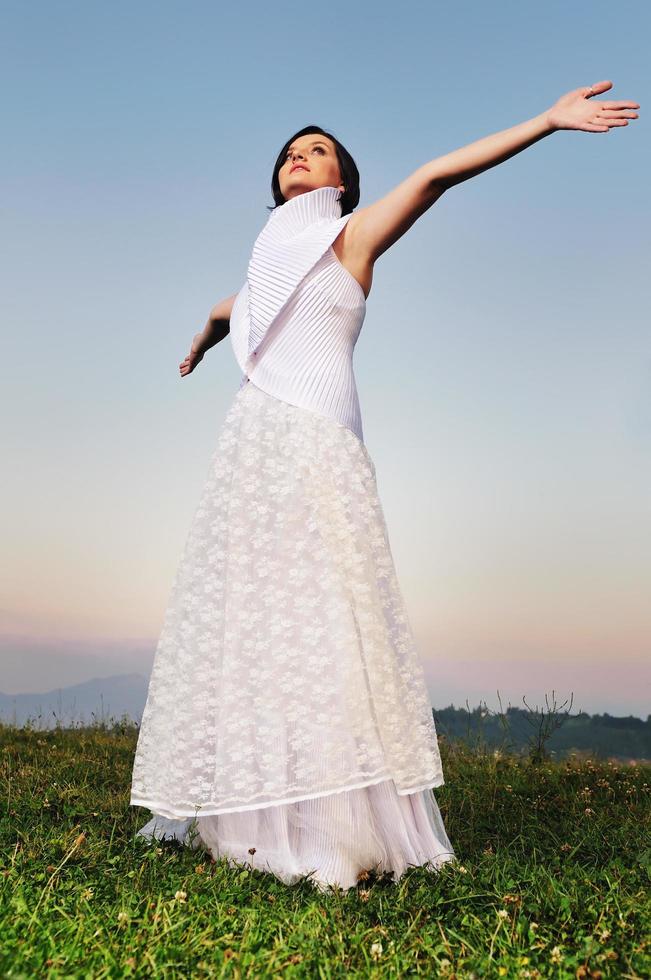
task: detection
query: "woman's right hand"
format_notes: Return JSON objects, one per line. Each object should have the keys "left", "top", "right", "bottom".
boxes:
{"left": 179, "top": 333, "right": 206, "bottom": 377}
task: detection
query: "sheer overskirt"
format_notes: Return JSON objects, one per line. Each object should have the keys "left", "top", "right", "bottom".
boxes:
{"left": 130, "top": 380, "right": 455, "bottom": 888}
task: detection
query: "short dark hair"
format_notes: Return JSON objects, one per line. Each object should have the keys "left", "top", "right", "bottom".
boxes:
{"left": 268, "top": 125, "right": 360, "bottom": 215}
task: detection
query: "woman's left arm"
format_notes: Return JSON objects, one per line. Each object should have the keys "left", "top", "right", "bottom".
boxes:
{"left": 429, "top": 80, "right": 639, "bottom": 190}
{"left": 351, "top": 81, "right": 640, "bottom": 264}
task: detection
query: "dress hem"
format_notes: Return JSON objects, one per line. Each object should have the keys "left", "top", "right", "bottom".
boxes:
{"left": 130, "top": 770, "right": 445, "bottom": 819}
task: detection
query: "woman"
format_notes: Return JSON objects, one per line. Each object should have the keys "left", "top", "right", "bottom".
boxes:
{"left": 130, "top": 81, "right": 639, "bottom": 892}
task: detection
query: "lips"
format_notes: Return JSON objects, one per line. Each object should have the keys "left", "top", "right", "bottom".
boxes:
{"left": 290, "top": 164, "right": 309, "bottom": 173}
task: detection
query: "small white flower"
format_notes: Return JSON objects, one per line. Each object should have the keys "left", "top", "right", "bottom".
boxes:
{"left": 370, "top": 941, "right": 383, "bottom": 960}
{"left": 497, "top": 908, "right": 509, "bottom": 919}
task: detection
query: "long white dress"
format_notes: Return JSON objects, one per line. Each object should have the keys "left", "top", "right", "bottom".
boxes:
{"left": 130, "top": 186, "right": 455, "bottom": 891}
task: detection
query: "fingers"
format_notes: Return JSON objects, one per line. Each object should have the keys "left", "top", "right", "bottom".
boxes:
{"left": 598, "top": 109, "right": 639, "bottom": 119}
{"left": 600, "top": 101, "right": 640, "bottom": 110}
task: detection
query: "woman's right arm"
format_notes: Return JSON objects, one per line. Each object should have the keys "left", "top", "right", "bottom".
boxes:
{"left": 179, "top": 292, "right": 238, "bottom": 377}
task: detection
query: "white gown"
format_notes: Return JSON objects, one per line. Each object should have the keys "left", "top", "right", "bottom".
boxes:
{"left": 130, "top": 187, "right": 456, "bottom": 891}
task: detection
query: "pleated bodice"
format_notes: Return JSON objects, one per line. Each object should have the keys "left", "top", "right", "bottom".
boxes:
{"left": 229, "top": 185, "right": 367, "bottom": 442}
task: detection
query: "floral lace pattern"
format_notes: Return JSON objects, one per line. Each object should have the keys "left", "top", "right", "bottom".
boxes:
{"left": 130, "top": 383, "right": 444, "bottom": 818}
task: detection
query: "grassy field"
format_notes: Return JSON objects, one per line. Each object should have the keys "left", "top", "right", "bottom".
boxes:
{"left": 1, "top": 720, "right": 649, "bottom": 978}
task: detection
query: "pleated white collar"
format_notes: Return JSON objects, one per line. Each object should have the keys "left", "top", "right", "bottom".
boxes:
{"left": 267, "top": 185, "right": 345, "bottom": 236}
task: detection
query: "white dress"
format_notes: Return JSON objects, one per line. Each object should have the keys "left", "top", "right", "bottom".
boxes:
{"left": 130, "top": 186, "right": 455, "bottom": 891}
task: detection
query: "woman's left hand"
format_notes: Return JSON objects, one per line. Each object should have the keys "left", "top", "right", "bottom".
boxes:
{"left": 546, "top": 80, "right": 640, "bottom": 133}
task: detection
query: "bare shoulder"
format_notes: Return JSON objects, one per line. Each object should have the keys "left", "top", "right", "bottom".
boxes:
{"left": 332, "top": 168, "right": 447, "bottom": 300}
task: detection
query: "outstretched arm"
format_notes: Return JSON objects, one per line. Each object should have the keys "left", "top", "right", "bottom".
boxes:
{"left": 350, "top": 80, "right": 640, "bottom": 263}
{"left": 179, "top": 293, "right": 237, "bottom": 378}
{"left": 427, "top": 80, "right": 639, "bottom": 190}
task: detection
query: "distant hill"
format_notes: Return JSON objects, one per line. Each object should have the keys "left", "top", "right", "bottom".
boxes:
{"left": 0, "top": 673, "right": 149, "bottom": 728}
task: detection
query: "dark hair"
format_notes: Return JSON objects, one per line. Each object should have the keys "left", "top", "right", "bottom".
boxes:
{"left": 268, "top": 125, "right": 360, "bottom": 215}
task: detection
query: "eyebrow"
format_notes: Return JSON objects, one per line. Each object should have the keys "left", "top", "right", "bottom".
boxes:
{"left": 286, "top": 140, "right": 329, "bottom": 152}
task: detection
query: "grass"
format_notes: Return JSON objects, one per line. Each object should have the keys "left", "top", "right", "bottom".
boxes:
{"left": 1, "top": 719, "right": 649, "bottom": 978}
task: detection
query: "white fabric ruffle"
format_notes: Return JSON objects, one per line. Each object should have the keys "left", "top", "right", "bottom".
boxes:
{"left": 135, "top": 777, "right": 455, "bottom": 892}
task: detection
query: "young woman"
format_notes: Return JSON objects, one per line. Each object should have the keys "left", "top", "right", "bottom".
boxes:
{"left": 130, "top": 81, "right": 639, "bottom": 892}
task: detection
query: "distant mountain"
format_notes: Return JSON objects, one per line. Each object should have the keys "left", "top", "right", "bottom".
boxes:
{"left": 0, "top": 673, "right": 149, "bottom": 729}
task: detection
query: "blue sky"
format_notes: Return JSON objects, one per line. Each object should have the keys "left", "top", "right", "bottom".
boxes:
{"left": 1, "top": 0, "right": 649, "bottom": 716}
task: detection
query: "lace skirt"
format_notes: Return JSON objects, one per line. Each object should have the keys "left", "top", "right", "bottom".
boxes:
{"left": 130, "top": 380, "right": 455, "bottom": 889}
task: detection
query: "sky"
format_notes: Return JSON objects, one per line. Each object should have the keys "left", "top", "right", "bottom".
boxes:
{"left": 1, "top": 0, "right": 649, "bottom": 717}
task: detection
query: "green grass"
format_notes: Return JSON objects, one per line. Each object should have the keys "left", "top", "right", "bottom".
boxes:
{"left": 1, "top": 720, "right": 649, "bottom": 978}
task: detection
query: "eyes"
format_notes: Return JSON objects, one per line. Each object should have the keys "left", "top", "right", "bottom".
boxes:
{"left": 284, "top": 146, "right": 326, "bottom": 161}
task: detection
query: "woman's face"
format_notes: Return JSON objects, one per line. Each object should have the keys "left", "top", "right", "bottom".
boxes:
{"left": 278, "top": 135, "right": 344, "bottom": 199}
